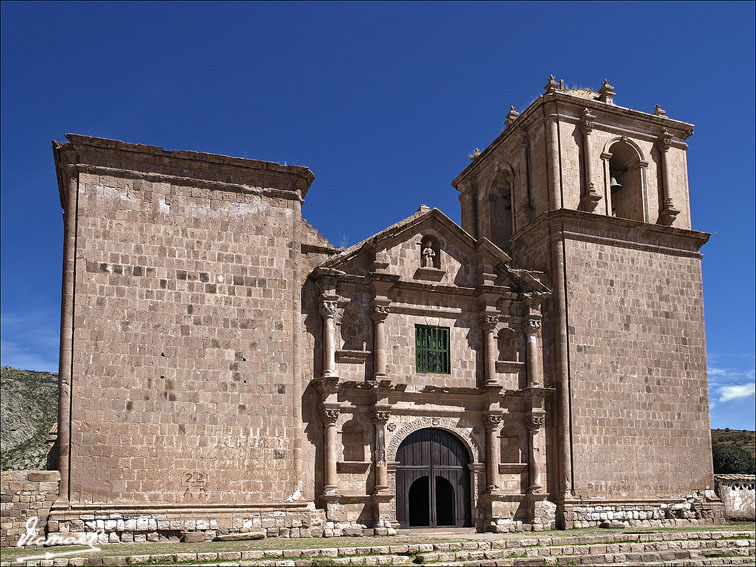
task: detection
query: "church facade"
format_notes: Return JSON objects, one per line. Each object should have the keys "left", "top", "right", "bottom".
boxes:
{"left": 48, "top": 79, "right": 722, "bottom": 542}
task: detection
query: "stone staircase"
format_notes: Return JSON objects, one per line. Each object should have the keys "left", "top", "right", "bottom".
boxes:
{"left": 2, "top": 529, "right": 753, "bottom": 566}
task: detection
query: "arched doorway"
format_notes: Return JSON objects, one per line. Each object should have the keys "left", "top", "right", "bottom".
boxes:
{"left": 396, "top": 428, "right": 471, "bottom": 528}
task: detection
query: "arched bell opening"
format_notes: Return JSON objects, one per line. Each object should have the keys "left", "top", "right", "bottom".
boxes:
{"left": 488, "top": 169, "right": 515, "bottom": 251}
{"left": 607, "top": 140, "right": 646, "bottom": 222}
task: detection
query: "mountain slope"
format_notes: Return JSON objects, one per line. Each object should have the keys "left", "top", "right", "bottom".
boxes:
{"left": 0, "top": 366, "right": 58, "bottom": 470}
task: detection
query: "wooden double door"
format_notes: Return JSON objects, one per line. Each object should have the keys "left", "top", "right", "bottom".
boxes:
{"left": 395, "top": 428, "right": 472, "bottom": 528}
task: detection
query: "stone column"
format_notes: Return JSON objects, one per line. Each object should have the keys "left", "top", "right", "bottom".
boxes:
{"left": 527, "top": 415, "right": 544, "bottom": 493}
{"left": 319, "top": 297, "right": 338, "bottom": 378}
{"left": 481, "top": 314, "right": 499, "bottom": 386}
{"left": 55, "top": 170, "right": 78, "bottom": 507}
{"left": 372, "top": 410, "right": 391, "bottom": 491}
{"left": 322, "top": 407, "right": 340, "bottom": 493}
{"left": 371, "top": 303, "right": 390, "bottom": 380}
{"left": 484, "top": 414, "right": 503, "bottom": 493}
{"left": 525, "top": 319, "right": 542, "bottom": 388}
{"left": 579, "top": 109, "right": 602, "bottom": 212}
{"left": 656, "top": 128, "right": 680, "bottom": 226}
{"left": 545, "top": 114, "right": 562, "bottom": 211}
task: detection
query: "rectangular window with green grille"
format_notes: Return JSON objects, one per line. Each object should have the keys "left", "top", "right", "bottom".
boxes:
{"left": 415, "top": 325, "right": 450, "bottom": 374}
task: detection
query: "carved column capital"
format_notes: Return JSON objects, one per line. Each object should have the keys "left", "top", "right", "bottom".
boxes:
{"left": 527, "top": 415, "right": 544, "bottom": 432}
{"left": 484, "top": 414, "right": 503, "bottom": 430}
{"left": 579, "top": 108, "right": 596, "bottom": 135}
{"left": 525, "top": 319, "right": 542, "bottom": 336}
{"left": 321, "top": 407, "right": 340, "bottom": 425}
{"left": 372, "top": 410, "right": 391, "bottom": 424}
{"left": 370, "top": 304, "right": 390, "bottom": 322}
{"left": 480, "top": 314, "right": 499, "bottom": 332}
{"left": 657, "top": 128, "right": 673, "bottom": 153}
{"left": 319, "top": 299, "right": 338, "bottom": 318}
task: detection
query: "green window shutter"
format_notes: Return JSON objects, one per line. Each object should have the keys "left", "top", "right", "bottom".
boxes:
{"left": 415, "top": 325, "right": 450, "bottom": 374}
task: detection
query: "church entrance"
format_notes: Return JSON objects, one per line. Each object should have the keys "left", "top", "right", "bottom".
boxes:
{"left": 396, "top": 428, "right": 471, "bottom": 528}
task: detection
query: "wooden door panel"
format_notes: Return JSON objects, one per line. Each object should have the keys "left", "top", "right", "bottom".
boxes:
{"left": 396, "top": 428, "right": 472, "bottom": 528}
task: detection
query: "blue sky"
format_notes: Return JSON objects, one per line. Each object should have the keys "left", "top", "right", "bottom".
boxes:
{"left": 1, "top": 2, "right": 754, "bottom": 430}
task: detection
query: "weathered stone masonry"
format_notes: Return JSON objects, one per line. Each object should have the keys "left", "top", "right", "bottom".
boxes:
{"left": 24, "top": 79, "right": 723, "bottom": 546}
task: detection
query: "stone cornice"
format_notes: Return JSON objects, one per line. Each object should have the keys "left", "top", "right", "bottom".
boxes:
{"left": 52, "top": 134, "right": 315, "bottom": 208}
{"left": 511, "top": 209, "right": 710, "bottom": 257}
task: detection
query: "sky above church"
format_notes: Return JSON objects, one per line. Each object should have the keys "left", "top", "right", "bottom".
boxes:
{"left": 1, "top": 2, "right": 754, "bottom": 430}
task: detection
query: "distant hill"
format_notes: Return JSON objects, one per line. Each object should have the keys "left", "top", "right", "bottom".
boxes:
{"left": 0, "top": 366, "right": 58, "bottom": 470}
{"left": 712, "top": 428, "right": 756, "bottom": 460}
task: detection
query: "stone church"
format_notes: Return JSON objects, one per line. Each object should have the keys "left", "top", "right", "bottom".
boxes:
{"left": 48, "top": 78, "right": 721, "bottom": 542}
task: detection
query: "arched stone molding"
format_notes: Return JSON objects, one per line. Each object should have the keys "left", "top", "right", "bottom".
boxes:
{"left": 601, "top": 136, "right": 647, "bottom": 162}
{"left": 386, "top": 417, "right": 483, "bottom": 464}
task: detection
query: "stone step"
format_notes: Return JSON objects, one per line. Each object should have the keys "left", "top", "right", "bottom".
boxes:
{"left": 416, "top": 537, "right": 755, "bottom": 565}
{"left": 239, "top": 555, "right": 414, "bottom": 566}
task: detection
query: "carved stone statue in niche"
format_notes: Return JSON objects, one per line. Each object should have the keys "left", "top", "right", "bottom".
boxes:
{"left": 420, "top": 236, "right": 440, "bottom": 269}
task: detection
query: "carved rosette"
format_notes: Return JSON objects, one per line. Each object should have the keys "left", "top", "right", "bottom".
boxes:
{"left": 319, "top": 300, "right": 338, "bottom": 318}
{"left": 321, "top": 407, "right": 340, "bottom": 425}
{"left": 527, "top": 415, "right": 545, "bottom": 432}
{"left": 484, "top": 414, "right": 503, "bottom": 431}
{"left": 657, "top": 128, "right": 673, "bottom": 153}
{"left": 370, "top": 305, "right": 390, "bottom": 322}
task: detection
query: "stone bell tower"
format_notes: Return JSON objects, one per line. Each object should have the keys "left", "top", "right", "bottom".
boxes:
{"left": 452, "top": 78, "right": 719, "bottom": 527}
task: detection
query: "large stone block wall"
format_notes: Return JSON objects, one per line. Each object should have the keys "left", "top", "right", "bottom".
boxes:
{"left": 715, "top": 475, "right": 755, "bottom": 521}
{"left": 564, "top": 236, "right": 713, "bottom": 498}
{"left": 0, "top": 470, "right": 59, "bottom": 549}
{"left": 68, "top": 171, "right": 301, "bottom": 505}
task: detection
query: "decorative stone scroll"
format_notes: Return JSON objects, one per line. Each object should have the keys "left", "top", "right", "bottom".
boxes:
{"left": 386, "top": 417, "right": 482, "bottom": 463}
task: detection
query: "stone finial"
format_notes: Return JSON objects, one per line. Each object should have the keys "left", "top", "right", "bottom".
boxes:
{"left": 505, "top": 106, "right": 520, "bottom": 128}
{"left": 417, "top": 204, "right": 430, "bottom": 214}
{"left": 544, "top": 74, "right": 559, "bottom": 94}
{"left": 653, "top": 104, "right": 667, "bottom": 117}
{"left": 598, "top": 79, "right": 615, "bottom": 104}
{"left": 469, "top": 148, "right": 481, "bottom": 161}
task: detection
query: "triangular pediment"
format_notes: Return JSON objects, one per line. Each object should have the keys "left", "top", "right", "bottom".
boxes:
{"left": 316, "top": 207, "right": 548, "bottom": 296}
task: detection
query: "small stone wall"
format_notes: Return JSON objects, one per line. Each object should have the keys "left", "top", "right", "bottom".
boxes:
{"left": 715, "top": 474, "right": 755, "bottom": 521}
{"left": 0, "top": 470, "right": 60, "bottom": 549}
{"left": 46, "top": 507, "right": 382, "bottom": 544}
{"left": 563, "top": 493, "right": 725, "bottom": 529}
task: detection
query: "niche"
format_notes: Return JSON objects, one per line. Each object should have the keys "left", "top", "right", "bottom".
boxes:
{"left": 341, "top": 419, "right": 366, "bottom": 462}
{"left": 340, "top": 302, "right": 366, "bottom": 351}
{"left": 419, "top": 235, "right": 440, "bottom": 269}
{"left": 608, "top": 140, "right": 645, "bottom": 222}
{"left": 497, "top": 327, "right": 519, "bottom": 362}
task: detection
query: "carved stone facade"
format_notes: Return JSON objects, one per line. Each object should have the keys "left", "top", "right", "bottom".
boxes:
{"left": 43, "top": 78, "right": 720, "bottom": 544}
